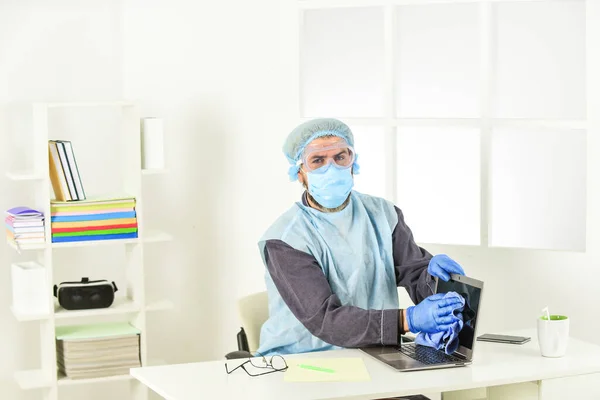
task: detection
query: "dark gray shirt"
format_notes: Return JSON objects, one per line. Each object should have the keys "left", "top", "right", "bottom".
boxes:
{"left": 263, "top": 192, "right": 434, "bottom": 349}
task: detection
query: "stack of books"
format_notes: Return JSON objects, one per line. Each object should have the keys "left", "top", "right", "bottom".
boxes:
{"left": 48, "top": 139, "right": 86, "bottom": 201}
{"left": 5, "top": 206, "right": 45, "bottom": 249}
{"left": 56, "top": 322, "right": 141, "bottom": 380}
{"left": 50, "top": 196, "right": 138, "bottom": 243}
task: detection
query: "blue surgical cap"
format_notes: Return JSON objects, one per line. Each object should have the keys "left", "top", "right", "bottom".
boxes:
{"left": 283, "top": 118, "right": 360, "bottom": 181}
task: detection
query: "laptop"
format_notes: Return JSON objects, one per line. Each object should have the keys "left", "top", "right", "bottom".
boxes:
{"left": 360, "top": 273, "right": 484, "bottom": 372}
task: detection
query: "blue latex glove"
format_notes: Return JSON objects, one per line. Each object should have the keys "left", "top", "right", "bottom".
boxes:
{"left": 428, "top": 254, "right": 465, "bottom": 282}
{"left": 414, "top": 294, "right": 466, "bottom": 354}
{"left": 406, "top": 292, "right": 464, "bottom": 334}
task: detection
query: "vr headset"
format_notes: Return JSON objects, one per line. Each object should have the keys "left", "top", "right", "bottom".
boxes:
{"left": 54, "top": 277, "right": 118, "bottom": 310}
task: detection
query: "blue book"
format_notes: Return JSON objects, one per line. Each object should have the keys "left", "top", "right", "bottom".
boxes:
{"left": 51, "top": 232, "right": 138, "bottom": 243}
{"left": 50, "top": 211, "right": 136, "bottom": 222}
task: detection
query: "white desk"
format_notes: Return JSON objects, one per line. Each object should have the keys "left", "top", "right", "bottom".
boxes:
{"left": 131, "top": 330, "right": 600, "bottom": 400}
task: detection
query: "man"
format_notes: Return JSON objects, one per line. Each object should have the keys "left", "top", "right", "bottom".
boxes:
{"left": 256, "top": 118, "right": 465, "bottom": 356}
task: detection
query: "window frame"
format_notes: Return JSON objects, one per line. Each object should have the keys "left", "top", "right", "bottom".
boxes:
{"left": 294, "top": 0, "right": 598, "bottom": 253}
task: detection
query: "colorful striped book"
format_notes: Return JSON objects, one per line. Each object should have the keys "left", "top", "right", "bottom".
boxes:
{"left": 50, "top": 196, "right": 138, "bottom": 243}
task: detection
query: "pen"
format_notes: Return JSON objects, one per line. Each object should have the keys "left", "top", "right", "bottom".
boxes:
{"left": 297, "top": 364, "right": 336, "bottom": 373}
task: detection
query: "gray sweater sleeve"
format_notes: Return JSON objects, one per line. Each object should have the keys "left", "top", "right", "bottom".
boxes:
{"left": 263, "top": 239, "right": 400, "bottom": 348}
{"left": 392, "top": 206, "right": 435, "bottom": 304}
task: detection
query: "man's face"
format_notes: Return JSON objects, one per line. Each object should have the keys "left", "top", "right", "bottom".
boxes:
{"left": 297, "top": 136, "right": 353, "bottom": 187}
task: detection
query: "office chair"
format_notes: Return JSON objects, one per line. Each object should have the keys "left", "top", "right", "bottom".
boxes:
{"left": 225, "top": 291, "right": 269, "bottom": 360}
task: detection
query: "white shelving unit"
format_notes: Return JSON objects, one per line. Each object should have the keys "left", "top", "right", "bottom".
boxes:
{"left": 5, "top": 101, "right": 172, "bottom": 400}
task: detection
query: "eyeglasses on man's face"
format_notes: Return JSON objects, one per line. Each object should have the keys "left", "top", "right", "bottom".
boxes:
{"left": 301, "top": 144, "right": 355, "bottom": 173}
{"left": 225, "top": 353, "right": 288, "bottom": 377}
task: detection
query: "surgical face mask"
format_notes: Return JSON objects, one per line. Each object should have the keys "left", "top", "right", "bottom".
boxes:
{"left": 305, "top": 163, "right": 354, "bottom": 209}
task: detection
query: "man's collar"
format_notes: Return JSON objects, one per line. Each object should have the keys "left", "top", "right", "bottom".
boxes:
{"left": 301, "top": 191, "right": 309, "bottom": 206}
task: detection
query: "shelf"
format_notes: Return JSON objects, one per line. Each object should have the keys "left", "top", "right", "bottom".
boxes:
{"left": 17, "top": 370, "right": 139, "bottom": 388}
{"left": 41, "top": 101, "right": 136, "bottom": 109}
{"left": 11, "top": 297, "right": 172, "bottom": 322}
{"left": 6, "top": 171, "right": 45, "bottom": 181}
{"left": 10, "top": 306, "right": 51, "bottom": 322}
{"left": 7, "top": 240, "right": 47, "bottom": 252}
{"left": 16, "top": 363, "right": 167, "bottom": 389}
{"left": 54, "top": 297, "right": 142, "bottom": 320}
{"left": 7, "top": 167, "right": 169, "bottom": 180}
{"left": 9, "top": 100, "right": 169, "bottom": 398}
{"left": 50, "top": 236, "right": 142, "bottom": 248}
{"left": 141, "top": 168, "right": 169, "bottom": 176}
{"left": 7, "top": 230, "right": 173, "bottom": 252}
{"left": 57, "top": 372, "right": 134, "bottom": 386}
{"left": 50, "top": 230, "right": 172, "bottom": 248}
{"left": 14, "top": 369, "right": 53, "bottom": 390}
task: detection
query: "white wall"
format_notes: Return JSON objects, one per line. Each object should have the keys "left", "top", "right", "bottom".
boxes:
{"left": 0, "top": 2, "right": 126, "bottom": 399}
{"left": 1, "top": 1, "right": 599, "bottom": 400}
{"left": 1, "top": 0, "right": 299, "bottom": 399}
{"left": 122, "top": 0, "right": 300, "bottom": 361}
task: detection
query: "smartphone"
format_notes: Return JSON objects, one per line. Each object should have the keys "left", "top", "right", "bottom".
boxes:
{"left": 477, "top": 334, "right": 531, "bottom": 344}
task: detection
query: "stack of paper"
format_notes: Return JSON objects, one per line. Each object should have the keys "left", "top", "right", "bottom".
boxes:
{"left": 56, "top": 322, "right": 141, "bottom": 380}
{"left": 5, "top": 207, "right": 45, "bottom": 248}
{"left": 50, "top": 196, "right": 138, "bottom": 243}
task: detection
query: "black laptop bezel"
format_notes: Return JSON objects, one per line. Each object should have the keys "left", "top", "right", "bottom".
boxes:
{"left": 433, "top": 273, "right": 485, "bottom": 362}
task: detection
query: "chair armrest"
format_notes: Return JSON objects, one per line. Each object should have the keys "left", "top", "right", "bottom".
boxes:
{"left": 225, "top": 350, "right": 253, "bottom": 360}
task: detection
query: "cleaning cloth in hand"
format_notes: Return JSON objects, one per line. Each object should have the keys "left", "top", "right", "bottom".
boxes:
{"left": 415, "top": 292, "right": 465, "bottom": 355}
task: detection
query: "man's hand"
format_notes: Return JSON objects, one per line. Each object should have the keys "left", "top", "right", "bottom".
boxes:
{"left": 402, "top": 309, "right": 409, "bottom": 334}
{"left": 406, "top": 292, "right": 464, "bottom": 334}
{"left": 428, "top": 254, "right": 465, "bottom": 282}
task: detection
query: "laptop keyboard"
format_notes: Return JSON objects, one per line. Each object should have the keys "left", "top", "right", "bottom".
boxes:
{"left": 397, "top": 343, "right": 464, "bottom": 365}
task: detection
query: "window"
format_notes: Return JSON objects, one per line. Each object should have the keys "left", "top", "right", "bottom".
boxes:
{"left": 298, "top": 0, "right": 589, "bottom": 252}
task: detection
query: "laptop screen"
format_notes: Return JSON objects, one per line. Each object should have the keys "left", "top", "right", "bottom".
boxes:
{"left": 436, "top": 277, "right": 481, "bottom": 352}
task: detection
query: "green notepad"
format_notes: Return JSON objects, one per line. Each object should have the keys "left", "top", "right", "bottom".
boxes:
{"left": 284, "top": 358, "right": 371, "bottom": 382}
{"left": 56, "top": 322, "right": 141, "bottom": 340}
{"left": 51, "top": 202, "right": 136, "bottom": 212}
{"left": 51, "top": 194, "right": 135, "bottom": 205}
